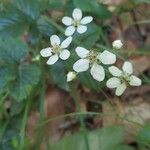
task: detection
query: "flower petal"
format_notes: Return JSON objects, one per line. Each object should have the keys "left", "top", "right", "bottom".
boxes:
{"left": 67, "top": 72, "right": 76, "bottom": 82}
{"left": 115, "top": 83, "right": 126, "bottom": 96}
{"left": 65, "top": 26, "right": 76, "bottom": 36}
{"left": 109, "top": 66, "right": 122, "bottom": 77}
{"left": 73, "top": 59, "right": 90, "bottom": 72}
{"left": 75, "top": 47, "right": 89, "bottom": 58}
{"left": 46, "top": 54, "right": 59, "bottom": 65}
{"left": 80, "top": 16, "right": 93, "bottom": 24}
{"left": 62, "top": 17, "right": 73, "bottom": 26}
{"left": 72, "top": 8, "right": 82, "bottom": 20}
{"left": 59, "top": 49, "right": 70, "bottom": 60}
{"left": 40, "top": 47, "right": 52, "bottom": 57}
{"left": 129, "top": 75, "right": 142, "bottom": 86}
{"left": 99, "top": 50, "right": 116, "bottom": 65}
{"left": 61, "top": 36, "right": 72, "bottom": 49}
{"left": 90, "top": 63, "right": 105, "bottom": 82}
{"left": 77, "top": 25, "right": 87, "bottom": 34}
{"left": 122, "top": 61, "right": 133, "bottom": 75}
{"left": 106, "top": 77, "right": 120, "bottom": 88}
{"left": 50, "top": 35, "right": 60, "bottom": 46}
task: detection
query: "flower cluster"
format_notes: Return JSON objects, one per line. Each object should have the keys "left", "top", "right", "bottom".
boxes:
{"left": 40, "top": 8, "right": 141, "bottom": 96}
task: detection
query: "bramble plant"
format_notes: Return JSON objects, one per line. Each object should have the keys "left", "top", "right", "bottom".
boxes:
{"left": 40, "top": 8, "right": 142, "bottom": 96}
{"left": 0, "top": 0, "right": 149, "bottom": 150}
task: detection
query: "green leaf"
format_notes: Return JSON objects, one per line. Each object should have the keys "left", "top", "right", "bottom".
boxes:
{"left": 0, "top": 67, "right": 12, "bottom": 91}
{"left": 73, "top": 0, "right": 111, "bottom": 19}
{"left": 78, "top": 71, "right": 106, "bottom": 91}
{"left": 0, "top": 9, "right": 29, "bottom": 37}
{"left": 74, "top": 23, "right": 101, "bottom": 49}
{"left": 136, "top": 125, "right": 150, "bottom": 148}
{"left": 49, "top": 0, "right": 65, "bottom": 9}
{"left": 37, "top": 16, "right": 56, "bottom": 37}
{"left": 50, "top": 61, "right": 69, "bottom": 91}
{"left": 0, "top": 37, "right": 28, "bottom": 63}
{"left": 13, "top": 0, "right": 41, "bottom": 20}
{"left": 52, "top": 126, "right": 124, "bottom": 150}
{"left": 10, "top": 101, "right": 25, "bottom": 116}
{"left": 10, "top": 64, "right": 41, "bottom": 101}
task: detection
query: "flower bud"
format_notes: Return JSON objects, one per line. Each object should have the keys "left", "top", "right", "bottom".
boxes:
{"left": 67, "top": 72, "right": 76, "bottom": 82}
{"left": 112, "top": 40, "right": 123, "bottom": 49}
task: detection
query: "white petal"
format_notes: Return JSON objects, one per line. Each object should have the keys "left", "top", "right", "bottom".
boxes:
{"left": 72, "top": 8, "right": 82, "bottom": 20}
{"left": 50, "top": 35, "right": 60, "bottom": 46}
{"left": 75, "top": 47, "right": 89, "bottom": 58}
{"left": 115, "top": 83, "right": 126, "bottom": 96}
{"left": 46, "top": 54, "right": 59, "bottom": 65}
{"left": 106, "top": 77, "right": 120, "bottom": 88}
{"left": 73, "top": 59, "right": 90, "bottom": 72}
{"left": 67, "top": 72, "right": 76, "bottom": 82}
{"left": 77, "top": 25, "right": 87, "bottom": 34}
{"left": 122, "top": 61, "right": 133, "bottom": 75}
{"left": 40, "top": 47, "right": 52, "bottom": 57}
{"left": 59, "top": 49, "right": 70, "bottom": 60}
{"left": 80, "top": 16, "right": 93, "bottom": 24}
{"left": 61, "top": 36, "right": 72, "bottom": 49}
{"left": 65, "top": 26, "right": 76, "bottom": 36}
{"left": 90, "top": 63, "right": 105, "bottom": 82}
{"left": 129, "top": 75, "right": 142, "bottom": 86}
{"left": 62, "top": 17, "right": 73, "bottom": 26}
{"left": 109, "top": 66, "right": 122, "bottom": 77}
{"left": 99, "top": 50, "right": 116, "bottom": 65}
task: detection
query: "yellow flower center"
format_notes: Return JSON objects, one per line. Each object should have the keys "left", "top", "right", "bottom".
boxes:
{"left": 52, "top": 44, "right": 62, "bottom": 55}
{"left": 120, "top": 72, "right": 131, "bottom": 84}
{"left": 86, "top": 51, "right": 100, "bottom": 65}
{"left": 73, "top": 19, "right": 80, "bottom": 27}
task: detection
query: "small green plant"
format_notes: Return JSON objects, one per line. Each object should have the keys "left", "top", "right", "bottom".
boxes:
{"left": 0, "top": 0, "right": 149, "bottom": 150}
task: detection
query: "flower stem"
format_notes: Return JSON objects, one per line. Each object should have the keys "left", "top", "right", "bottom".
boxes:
{"left": 19, "top": 98, "right": 31, "bottom": 150}
{"left": 69, "top": 83, "right": 90, "bottom": 150}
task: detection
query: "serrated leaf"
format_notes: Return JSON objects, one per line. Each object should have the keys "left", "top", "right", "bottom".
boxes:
{"left": 10, "top": 64, "right": 41, "bottom": 101}
{"left": 0, "top": 9, "right": 29, "bottom": 37}
{"left": 0, "top": 37, "right": 28, "bottom": 63}
{"left": 13, "top": 0, "right": 41, "bottom": 20}
{"left": 73, "top": 0, "right": 111, "bottom": 19}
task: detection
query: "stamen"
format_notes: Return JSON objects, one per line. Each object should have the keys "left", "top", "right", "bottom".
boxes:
{"left": 52, "top": 44, "right": 62, "bottom": 55}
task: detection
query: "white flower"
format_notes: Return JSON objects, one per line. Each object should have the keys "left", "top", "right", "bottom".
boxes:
{"left": 40, "top": 35, "right": 72, "bottom": 65}
{"left": 62, "top": 8, "right": 93, "bottom": 36}
{"left": 106, "top": 61, "right": 142, "bottom": 96}
{"left": 67, "top": 71, "right": 76, "bottom": 82}
{"left": 73, "top": 47, "right": 116, "bottom": 82}
{"left": 112, "top": 40, "right": 123, "bottom": 49}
